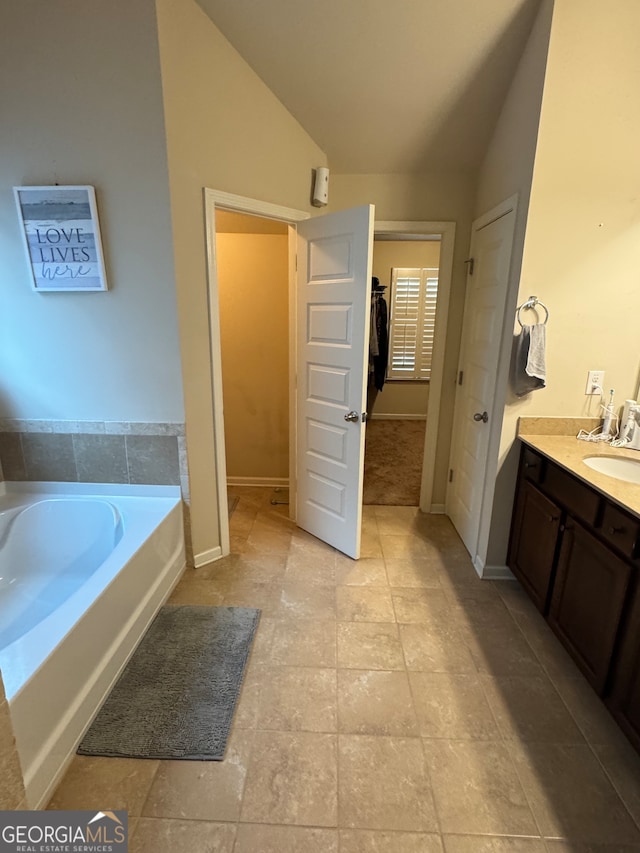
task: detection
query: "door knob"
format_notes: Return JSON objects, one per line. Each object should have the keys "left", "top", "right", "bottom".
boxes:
{"left": 473, "top": 411, "right": 489, "bottom": 423}
{"left": 344, "top": 411, "right": 360, "bottom": 422}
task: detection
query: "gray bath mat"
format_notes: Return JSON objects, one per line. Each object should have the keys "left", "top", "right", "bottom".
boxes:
{"left": 77, "top": 605, "right": 260, "bottom": 760}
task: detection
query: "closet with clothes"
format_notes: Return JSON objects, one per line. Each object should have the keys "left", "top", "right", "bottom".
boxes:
{"left": 369, "top": 277, "right": 389, "bottom": 401}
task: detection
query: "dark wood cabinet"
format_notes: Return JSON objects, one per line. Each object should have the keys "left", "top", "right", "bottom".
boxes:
{"left": 508, "top": 479, "right": 561, "bottom": 613}
{"left": 549, "top": 518, "right": 631, "bottom": 693}
{"left": 608, "top": 579, "right": 640, "bottom": 751}
{"left": 508, "top": 442, "right": 640, "bottom": 751}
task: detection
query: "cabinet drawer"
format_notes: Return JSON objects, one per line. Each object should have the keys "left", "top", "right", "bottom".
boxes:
{"left": 543, "top": 462, "right": 601, "bottom": 526}
{"left": 522, "top": 447, "right": 544, "bottom": 484}
{"left": 600, "top": 502, "right": 640, "bottom": 559}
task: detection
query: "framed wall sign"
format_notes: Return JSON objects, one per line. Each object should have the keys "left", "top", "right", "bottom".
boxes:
{"left": 13, "top": 185, "right": 108, "bottom": 292}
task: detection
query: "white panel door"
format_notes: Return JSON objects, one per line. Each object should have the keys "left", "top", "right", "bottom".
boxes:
{"left": 296, "top": 205, "right": 374, "bottom": 559}
{"left": 447, "top": 207, "right": 516, "bottom": 556}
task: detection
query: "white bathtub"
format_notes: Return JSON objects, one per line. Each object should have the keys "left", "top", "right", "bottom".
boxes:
{"left": 0, "top": 481, "right": 186, "bottom": 808}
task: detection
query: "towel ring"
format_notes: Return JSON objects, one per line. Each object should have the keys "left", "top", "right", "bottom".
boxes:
{"left": 517, "top": 295, "right": 549, "bottom": 327}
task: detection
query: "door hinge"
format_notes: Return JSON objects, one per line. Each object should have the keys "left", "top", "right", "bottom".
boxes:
{"left": 464, "top": 257, "right": 474, "bottom": 276}
{"left": 449, "top": 469, "right": 454, "bottom": 483}
{"left": 458, "top": 370, "right": 464, "bottom": 386}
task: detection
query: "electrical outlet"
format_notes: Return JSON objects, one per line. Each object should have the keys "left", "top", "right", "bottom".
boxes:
{"left": 585, "top": 370, "right": 605, "bottom": 395}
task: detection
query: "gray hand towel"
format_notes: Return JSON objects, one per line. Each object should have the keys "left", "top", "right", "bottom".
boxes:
{"left": 511, "top": 325, "right": 546, "bottom": 397}
{"left": 526, "top": 322, "right": 546, "bottom": 382}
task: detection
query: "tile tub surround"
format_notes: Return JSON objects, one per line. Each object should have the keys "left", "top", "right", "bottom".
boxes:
{"left": 47, "top": 489, "right": 640, "bottom": 849}
{"left": 0, "top": 420, "right": 194, "bottom": 565}
{"left": 0, "top": 421, "right": 185, "bottom": 487}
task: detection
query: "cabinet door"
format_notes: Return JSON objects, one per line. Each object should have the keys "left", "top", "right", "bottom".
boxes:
{"left": 507, "top": 480, "right": 561, "bottom": 613}
{"left": 549, "top": 519, "right": 631, "bottom": 694}
{"left": 608, "top": 580, "right": 640, "bottom": 751}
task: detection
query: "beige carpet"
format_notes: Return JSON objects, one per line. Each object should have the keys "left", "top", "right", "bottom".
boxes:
{"left": 363, "top": 418, "right": 426, "bottom": 505}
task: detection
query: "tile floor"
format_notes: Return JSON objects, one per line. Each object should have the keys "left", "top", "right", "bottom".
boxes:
{"left": 48, "top": 487, "right": 640, "bottom": 852}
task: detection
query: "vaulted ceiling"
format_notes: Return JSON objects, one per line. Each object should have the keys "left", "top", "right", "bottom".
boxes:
{"left": 196, "top": 0, "right": 542, "bottom": 174}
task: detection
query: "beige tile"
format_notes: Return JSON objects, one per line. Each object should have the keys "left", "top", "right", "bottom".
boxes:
{"left": 399, "top": 622, "right": 477, "bottom": 673}
{"left": 47, "top": 756, "right": 159, "bottom": 815}
{"left": 284, "top": 549, "right": 337, "bottom": 585}
{"left": 246, "top": 522, "right": 292, "bottom": 554}
{"left": 221, "top": 581, "right": 282, "bottom": 617}
{"left": 553, "top": 676, "right": 627, "bottom": 744}
{"left": 509, "top": 741, "right": 640, "bottom": 844}
{"left": 142, "top": 730, "right": 253, "bottom": 821}
{"left": 246, "top": 616, "right": 276, "bottom": 666}
{"left": 423, "top": 739, "right": 537, "bottom": 836}
{"left": 338, "top": 670, "right": 418, "bottom": 736}
{"left": 257, "top": 667, "right": 337, "bottom": 732}
{"left": 289, "top": 528, "right": 338, "bottom": 555}
{"left": 391, "top": 588, "right": 458, "bottom": 626}
{"left": 335, "top": 556, "right": 388, "bottom": 586}
{"left": 480, "top": 674, "right": 584, "bottom": 743}
{"left": 373, "top": 506, "right": 422, "bottom": 529}
{"left": 232, "top": 665, "right": 265, "bottom": 729}
{"left": 544, "top": 842, "right": 640, "bottom": 852}
{"left": 168, "top": 577, "right": 225, "bottom": 606}
{"left": 410, "top": 672, "right": 500, "bottom": 740}
{"left": 279, "top": 582, "right": 337, "bottom": 620}
{"left": 340, "top": 829, "right": 444, "bottom": 852}
{"left": 338, "top": 734, "right": 437, "bottom": 831}
{"left": 241, "top": 731, "right": 337, "bottom": 826}
{"left": 223, "top": 553, "right": 287, "bottom": 584}
{"left": 592, "top": 737, "right": 640, "bottom": 830}
{"left": 360, "top": 530, "right": 384, "bottom": 558}
{"left": 509, "top": 610, "right": 581, "bottom": 682}
{"left": 270, "top": 619, "right": 337, "bottom": 667}
{"left": 337, "top": 586, "right": 395, "bottom": 622}
{"left": 337, "top": 622, "right": 404, "bottom": 670}
{"left": 234, "top": 824, "right": 338, "bottom": 852}
{"left": 438, "top": 572, "right": 501, "bottom": 603}
{"left": 384, "top": 558, "right": 441, "bottom": 589}
{"left": 442, "top": 837, "right": 546, "bottom": 853}
{"left": 380, "top": 535, "right": 433, "bottom": 559}
{"left": 130, "top": 818, "right": 236, "bottom": 853}
{"left": 463, "top": 625, "right": 543, "bottom": 676}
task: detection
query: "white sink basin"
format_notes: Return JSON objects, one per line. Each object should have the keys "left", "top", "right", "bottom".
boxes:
{"left": 583, "top": 455, "right": 640, "bottom": 483}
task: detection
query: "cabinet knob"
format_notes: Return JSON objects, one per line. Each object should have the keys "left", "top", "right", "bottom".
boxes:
{"left": 549, "top": 515, "right": 559, "bottom": 523}
{"left": 524, "top": 462, "right": 538, "bottom": 469}
{"left": 608, "top": 526, "right": 624, "bottom": 535}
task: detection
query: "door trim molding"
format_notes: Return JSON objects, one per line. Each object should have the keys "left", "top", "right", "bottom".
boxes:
{"left": 204, "top": 189, "right": 308, "bottom": 556}
{"left": 446, "top": 194, "right": 518, "bottom": 570}
{"left": 374, "top": 220, "right": 456, "bottom": 513}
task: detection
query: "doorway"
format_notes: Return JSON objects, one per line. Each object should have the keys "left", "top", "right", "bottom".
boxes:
{"left": 215, "top": 210, "right": 290, "bottom": 501}
{"left": 363, "top": 235, "right": 442, "bottom": 506}
{"left": 205, "top": 191, "right": 456, "bottom": 557}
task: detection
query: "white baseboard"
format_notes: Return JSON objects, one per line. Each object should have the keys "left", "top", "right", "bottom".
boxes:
{"left": 227, "top": 476, "right": 289, "bottom": 488}
{"left": 430, "top": 503, "right": 446, "bottom": 514}
{"left": 194, "top": 545, "right": 223, "bottom": 568}
{"left": 368, "top": 413, "right": 427, "bottom": 421}
{"left": 473, "top": 554, "right": 515, "bottom": 580}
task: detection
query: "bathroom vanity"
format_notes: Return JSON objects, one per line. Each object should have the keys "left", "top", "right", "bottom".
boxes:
{"left": 508, "top": 434, "right": 640, "bottom": 752}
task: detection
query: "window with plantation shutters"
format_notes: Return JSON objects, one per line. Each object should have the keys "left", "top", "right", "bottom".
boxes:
{"left": 387, "top": 267, "right": 439, "bottom": 381}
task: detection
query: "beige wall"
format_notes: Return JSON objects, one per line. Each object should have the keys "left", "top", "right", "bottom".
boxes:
{"left": 332, "top": 172, "right": 475, "bottom": 503}
{"left": 484, "top": 0, "right": 640, "bottom": 565}
{"left": 217, "top": 232, "right": 289, "bottom": 480}
{"left": 0, "top": 1, "right": 183, "bottom": 423}
{"left": 371, "top": 240, "right": 441, "bottom": 417}
{"left": 156, "top": 0, "right": 327, "bottom": 559}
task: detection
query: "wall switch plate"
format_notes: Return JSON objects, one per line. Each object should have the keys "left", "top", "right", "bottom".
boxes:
{"left": 586, "top": 370, "right": 605, "bottom": 395}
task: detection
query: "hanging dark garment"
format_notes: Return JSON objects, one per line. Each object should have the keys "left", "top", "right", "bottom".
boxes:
{"left": 373, "top": 295, "right": 388, "bottom": 391}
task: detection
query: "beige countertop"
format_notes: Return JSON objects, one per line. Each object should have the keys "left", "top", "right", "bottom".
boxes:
{"left": 519, "top": 433, "right": 640, "bottom": 519}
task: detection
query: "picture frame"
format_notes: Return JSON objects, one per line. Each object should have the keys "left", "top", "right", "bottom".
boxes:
{"left": 13, "top": 185, "right": 108, "bottom": 292}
